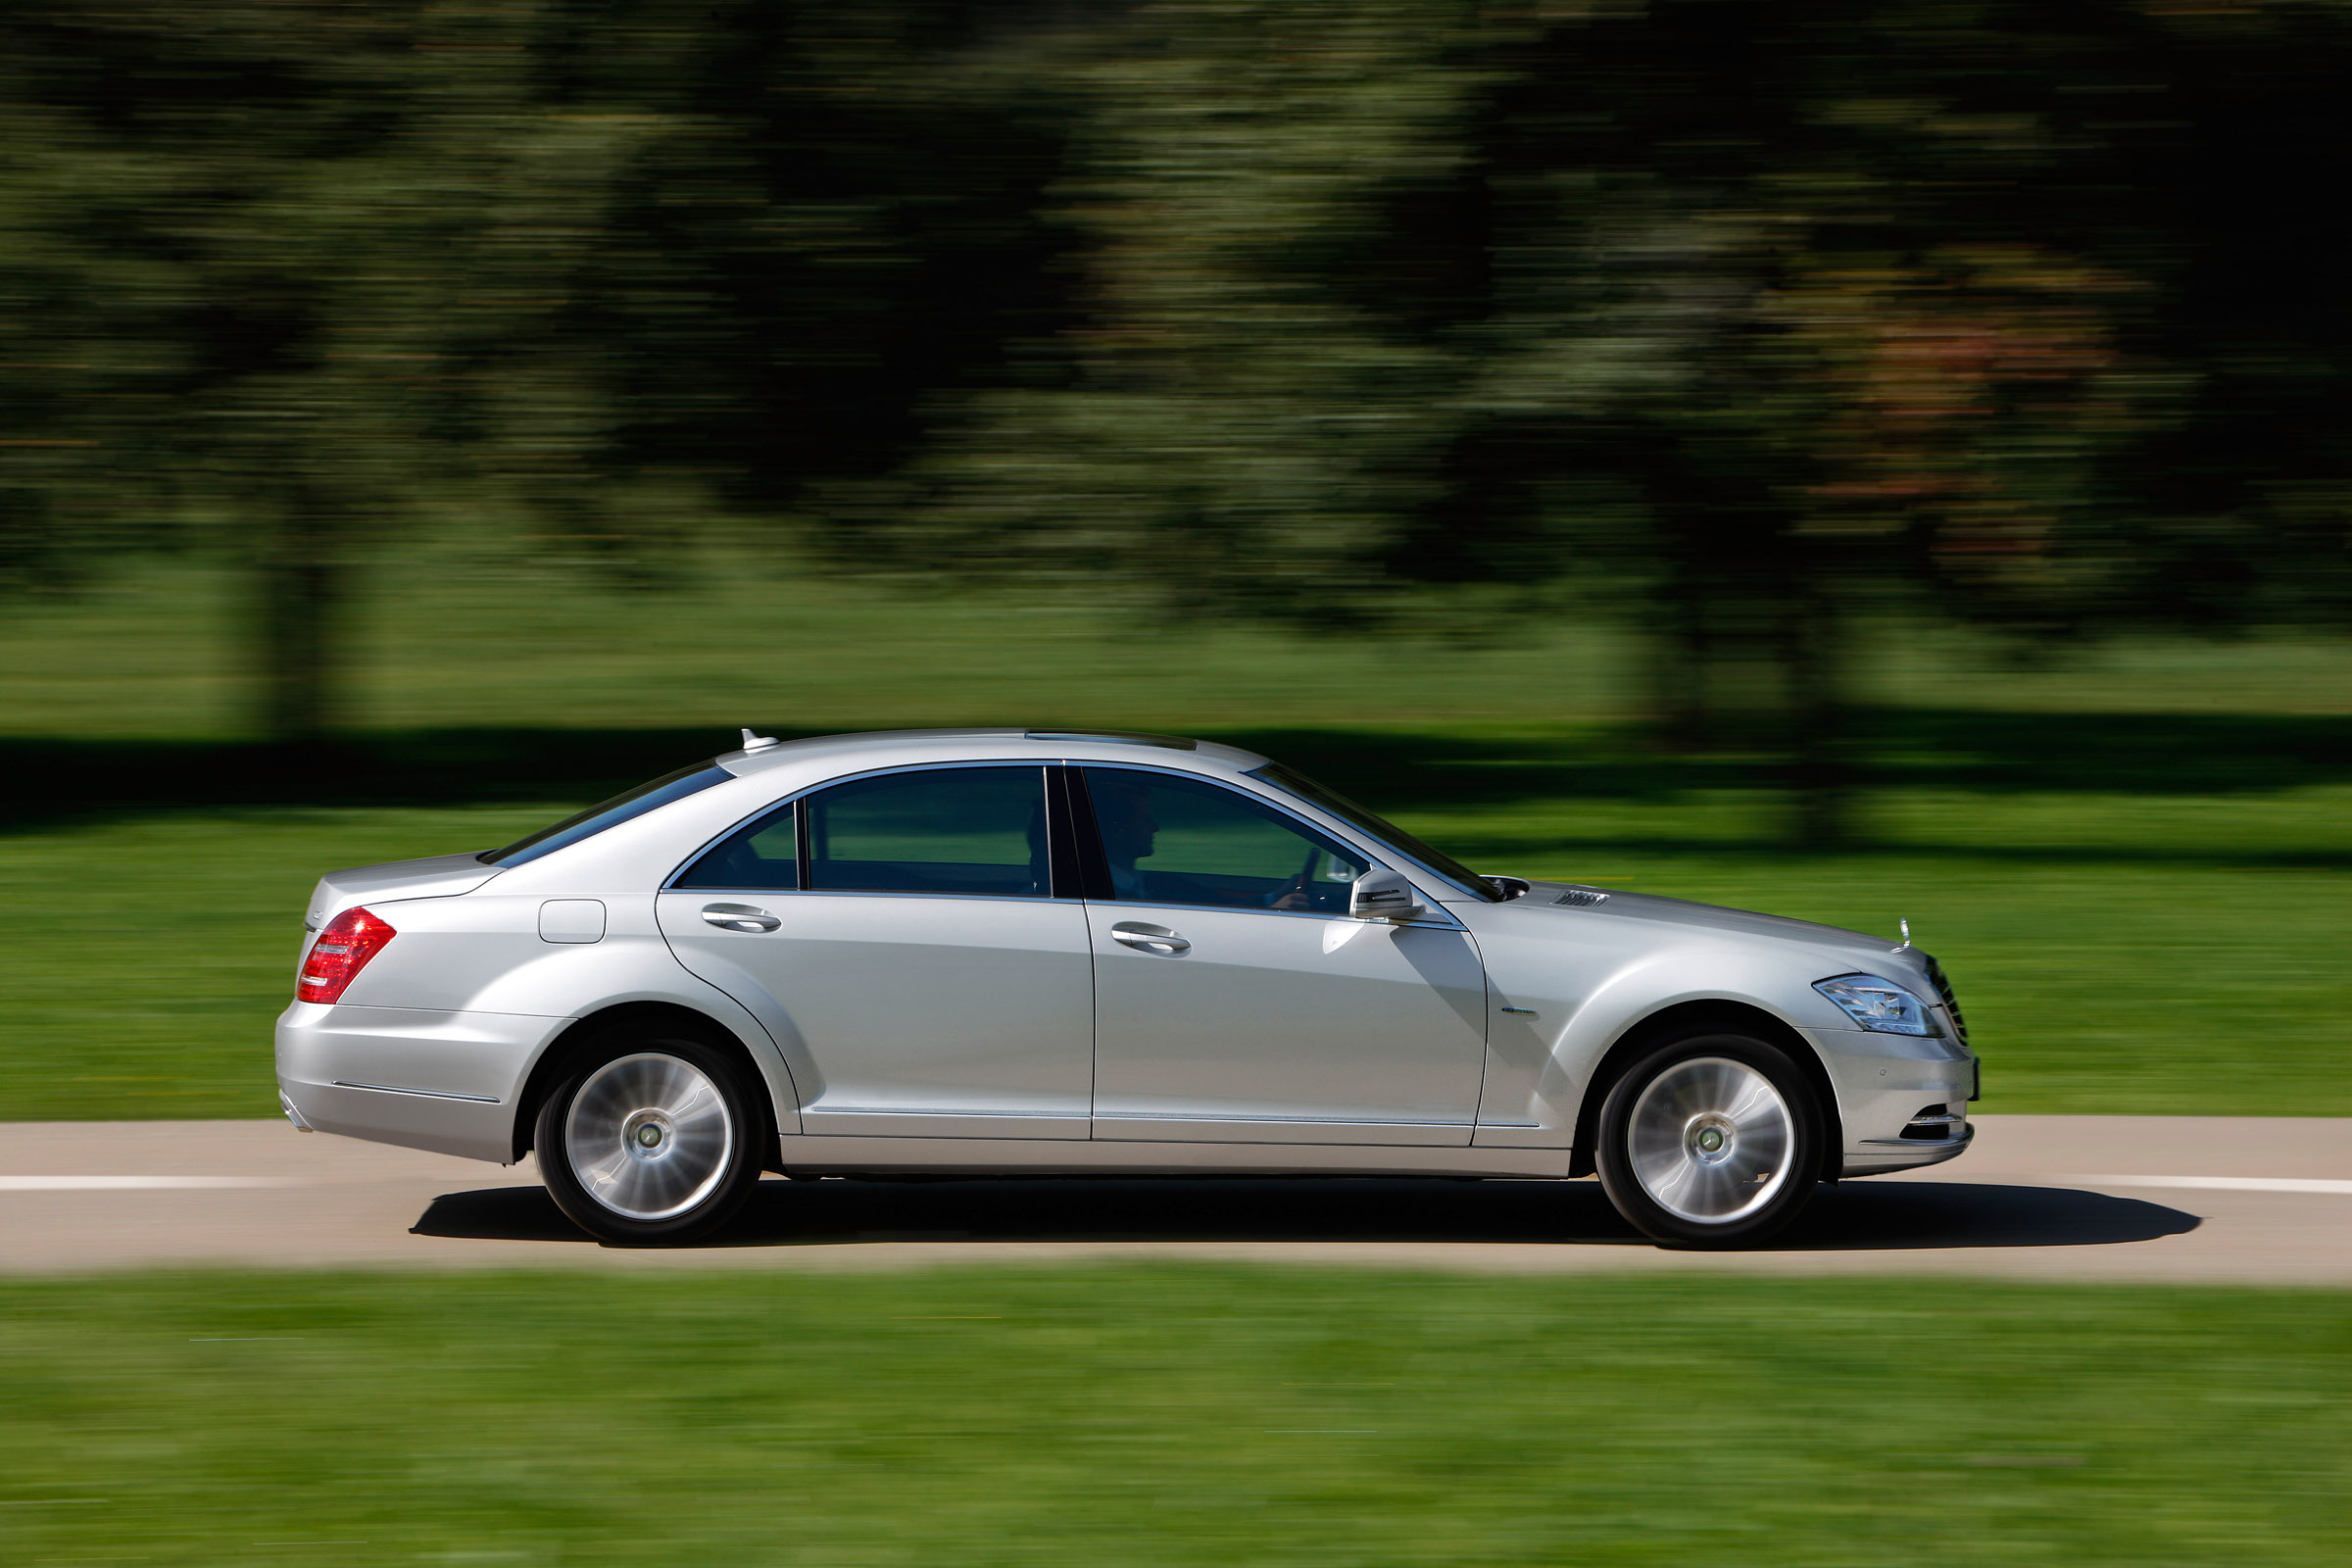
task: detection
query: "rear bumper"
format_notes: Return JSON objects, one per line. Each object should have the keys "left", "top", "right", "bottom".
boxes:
{"left": 274, "top": 1002, "right": 562, "bottom": 1164}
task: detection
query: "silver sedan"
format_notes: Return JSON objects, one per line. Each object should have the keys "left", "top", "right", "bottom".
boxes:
{"left": 276, "top": 728, "right": 1978, "bottom": 1247}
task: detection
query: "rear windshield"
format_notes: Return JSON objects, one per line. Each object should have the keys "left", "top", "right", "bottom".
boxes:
{"left": 481, "top": 763, "right": 733, "bottom": 868}
{"left": 1248, "top": 762, "right": 1501, "bottom": 903}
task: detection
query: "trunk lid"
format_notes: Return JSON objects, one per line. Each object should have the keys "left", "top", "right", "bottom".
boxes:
{"left": 305, "top": 852, "right": 503, "bottom": 929}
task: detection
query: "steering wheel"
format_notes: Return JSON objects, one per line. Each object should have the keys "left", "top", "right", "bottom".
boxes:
{"left": 1267, "top": 844, "right": 1325, "bottom": 910}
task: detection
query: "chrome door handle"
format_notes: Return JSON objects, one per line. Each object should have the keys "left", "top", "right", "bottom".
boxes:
{"left": 1110, "top": 922, "right": 1190, "bottom": 955}
{"left": 701, "top": 903, "right": 781, "bottom": 933}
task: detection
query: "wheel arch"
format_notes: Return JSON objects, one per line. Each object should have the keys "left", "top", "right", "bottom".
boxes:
{"left": 1566, "top": 999, "right": 1843, "bottom": 1180}
{"left": 512, "top": 1002, "right": 782, "bottom": 1170}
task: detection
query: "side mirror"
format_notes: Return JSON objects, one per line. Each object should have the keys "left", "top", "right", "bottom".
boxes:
{"left": 1349, "top": 867, "right": 1424, "bottom": 923}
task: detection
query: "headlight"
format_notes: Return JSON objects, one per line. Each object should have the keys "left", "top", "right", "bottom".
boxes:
{"left": 1814, "top": 973, "right": 1941, "bottom": 1036}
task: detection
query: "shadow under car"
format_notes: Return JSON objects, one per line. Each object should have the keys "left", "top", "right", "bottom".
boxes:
{"left": 411, "top": 1174, "right": 2200, "bottom": 1251}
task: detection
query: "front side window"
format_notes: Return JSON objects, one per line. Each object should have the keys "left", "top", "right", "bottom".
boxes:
{"left": 1081, "top": 767, "right": 1367, "bottom": 912}
{"left": 805, "top": 766, "right": 1050, "bottom": 898}
{"left": 673, "top": 801, "right": 797, "bottom": 891}
{"left": 1248, "top": 762, "right": 1499, "bottom": 902}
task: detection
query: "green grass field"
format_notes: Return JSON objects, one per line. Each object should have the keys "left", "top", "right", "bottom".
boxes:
{"left": 1, "top": 1266, "right": 2346, "bottom": 1566}
{"left": 7, "top": 548, "right": 2351, "bottom": 741}
{"left": 3, "top": 549, "right": 2347, "bottom": 1120}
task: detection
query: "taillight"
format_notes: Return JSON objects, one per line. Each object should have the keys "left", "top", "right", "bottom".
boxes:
{"left": 299, "top": 906, "right": 396, "bottom": 1004}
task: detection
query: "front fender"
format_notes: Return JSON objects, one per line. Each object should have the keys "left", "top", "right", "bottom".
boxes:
{"left": 1469, "top": 925, "right": 1836, "bottom": 1147}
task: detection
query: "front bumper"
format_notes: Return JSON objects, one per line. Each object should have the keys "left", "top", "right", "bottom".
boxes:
{"left": 1806, "top": 1025, "right": 1979, "bottom": 1179}
{"left": 274, "top": 1002, "right": 563, "bottom": 1164}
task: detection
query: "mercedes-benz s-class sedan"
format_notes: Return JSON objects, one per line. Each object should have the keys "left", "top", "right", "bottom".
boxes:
{"left": 277, "top": 728, "right": 1977, "bottom": 1248}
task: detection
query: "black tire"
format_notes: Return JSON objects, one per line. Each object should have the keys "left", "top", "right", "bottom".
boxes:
{"left": 534, "top": 1026, "right": 764, "bottom": 1245}
{"left": 1594, "top": 1031, "right": 1823, "bottom": 1249}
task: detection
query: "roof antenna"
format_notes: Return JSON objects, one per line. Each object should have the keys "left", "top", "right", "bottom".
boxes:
{"left": 739, "top": 727, "right": 779, "bottom": 752}
{"left": 1892, "top": 916, "right": 1911, "bottom": 954}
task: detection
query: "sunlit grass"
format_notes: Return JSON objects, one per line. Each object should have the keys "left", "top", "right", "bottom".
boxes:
{"left": 0, "top": 1266, "right": 2345, "bottom": 1567}
{"left": 5, "top": 550, "right": 2350, "bottom": 742}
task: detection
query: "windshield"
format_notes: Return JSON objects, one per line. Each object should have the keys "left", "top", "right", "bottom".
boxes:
{"left": 480, "top": 762, "right": 734, "bottom": 868}
{"left": 1248, "top": 763, "right": 1501, "bottom": 902}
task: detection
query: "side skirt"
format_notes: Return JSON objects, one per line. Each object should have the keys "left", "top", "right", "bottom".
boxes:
{"left": 775, "top": 1134, "right": 1575, "bottom": 1181}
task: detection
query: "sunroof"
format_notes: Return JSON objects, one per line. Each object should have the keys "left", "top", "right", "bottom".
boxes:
{"left": 1024, "top": 729, "right": 1199, "bottom": 751}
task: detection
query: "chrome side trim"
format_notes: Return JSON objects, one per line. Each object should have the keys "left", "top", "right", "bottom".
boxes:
{"left": 1860, "top": 1125, "right": 1975, "bottom": 1149}
{"left": 774, "top": 1133, "right": 1573, "bottom": 1179}
{"left": 1100, "top": 1111, "right": 1475, "bottom": 1128}
{"left": 332, "top": 1080, "right": 503, "bottom": 1105}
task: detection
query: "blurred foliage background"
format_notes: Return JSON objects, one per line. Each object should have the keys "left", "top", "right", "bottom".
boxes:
{"left": 3, "top": 0, "right": 2349, "bottom": 1117}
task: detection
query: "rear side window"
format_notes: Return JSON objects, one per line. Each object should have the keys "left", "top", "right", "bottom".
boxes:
{"left": 482, "top": 763, "right": 733, "bottom": 869}
{"left": 673, "top": 802, "right": 798, "bottom": 891}
{"left": 806, "top": 766, "right": 1049, "bottom": 898}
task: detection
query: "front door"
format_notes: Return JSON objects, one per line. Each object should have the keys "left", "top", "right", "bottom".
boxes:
{"left": 656, "top": 763, "right": 1094, "bottom": 1139}
{"left": 1075, "top": 766, "right": 1489, "bottom": 1145}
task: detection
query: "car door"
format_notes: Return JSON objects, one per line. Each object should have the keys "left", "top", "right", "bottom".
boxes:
{"left": 1074, "top": 765, "right": 1488, "bottom": 1145}
{"left": 655, "top": 763, "right": 1094, "bottom": 1139}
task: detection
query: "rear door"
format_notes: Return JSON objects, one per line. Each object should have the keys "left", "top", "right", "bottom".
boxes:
{"left": 656, "top": 763, "right": 1095, "bottom": 1139}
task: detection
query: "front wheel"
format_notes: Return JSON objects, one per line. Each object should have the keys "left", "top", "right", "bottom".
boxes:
{"left": 535, "top": 1031, "right": 763, "bottom": 1245}
{"left": 1595, "top": 1032, "right": 1823, "bottom": 1249}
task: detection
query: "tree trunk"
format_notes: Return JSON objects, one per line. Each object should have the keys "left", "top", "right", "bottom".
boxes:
{"left": 1646, "top": 564, "right": 1711, "bottom": 753}
{"left": 251, "top": 502, "right": 341, "bottom": 744}
{"left": 1782, "top": 571, "right": 1851, "bottom": 850}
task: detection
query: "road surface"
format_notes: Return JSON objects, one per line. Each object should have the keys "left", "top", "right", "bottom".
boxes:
{"left": 1, "top": 1115, "right": 2346, "bottom": 1283}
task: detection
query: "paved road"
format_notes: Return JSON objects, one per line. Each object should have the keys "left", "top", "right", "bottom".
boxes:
{"left": 1, "top": 1115, "right": 2347, "bottom": 1283}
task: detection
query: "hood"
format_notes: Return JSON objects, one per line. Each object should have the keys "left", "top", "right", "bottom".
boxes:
{"left": 307, "top": 852, "right": 503, "bottom": 928}
{"left": 1511, "top": 880, "right": 1926, "bottom": 979}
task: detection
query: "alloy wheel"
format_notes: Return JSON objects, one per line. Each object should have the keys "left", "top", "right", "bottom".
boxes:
{"left": 563, "top": 1052, "right": 737, "bottom": 1221}
{"left": 1623, "top": 1054, "right": 1794, "bottom": 1225}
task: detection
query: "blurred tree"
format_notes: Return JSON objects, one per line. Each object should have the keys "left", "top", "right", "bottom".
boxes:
{"left": 6, "top": 0, "right": 2345, "bottom": 803}
{"left": 499, "top": 1, "right": 1082, "bottom": 558}
{"left": 0, "top": 3, "right": 552, "bottom": 740}
{"left": 0, "top": 1, "right": 1080, "bottom": 740}
{"left": 900, "top": 0, "right": 2352, "bottom": 844}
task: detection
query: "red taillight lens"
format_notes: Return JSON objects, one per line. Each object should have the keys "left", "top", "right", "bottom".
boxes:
{"left": 298, "top": 906, "right": 396, "bottom": 1004}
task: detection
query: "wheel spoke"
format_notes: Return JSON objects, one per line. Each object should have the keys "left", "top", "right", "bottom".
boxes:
{"left": 1623, "top": 1055, "right": 1794, "bottom": 1226}
{"left": 564, "top": 1052, "right": 737, "bottom": 1222}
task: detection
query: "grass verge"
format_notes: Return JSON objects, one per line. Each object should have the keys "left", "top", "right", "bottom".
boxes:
{"left": 0, "top": 1266, "right": 2346, "bottom": 1566}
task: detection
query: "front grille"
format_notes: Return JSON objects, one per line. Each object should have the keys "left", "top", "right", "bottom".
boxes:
{"left": 1924, "top": 954, "right": 1968, "bottom": 1047}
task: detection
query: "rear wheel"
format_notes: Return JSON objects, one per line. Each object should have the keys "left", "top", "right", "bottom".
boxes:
{"left": 1595, "top": 1032, "right": 1822, "bottom": 1249}
{"left": 535, "top": 1029, "right": 763, "bottom": 1245}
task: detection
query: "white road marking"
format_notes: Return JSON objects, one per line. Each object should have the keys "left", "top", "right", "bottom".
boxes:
{"left": 2076, "top": 1175, "right": 2352, "bottom": 1196}
{"left": 0, "top": 1176, "right": 290, "bottom": 1192}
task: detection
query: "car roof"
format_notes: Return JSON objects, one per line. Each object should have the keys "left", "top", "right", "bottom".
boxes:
{"left": 715, "top": 727, "right": 1272, "bottom": 780}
